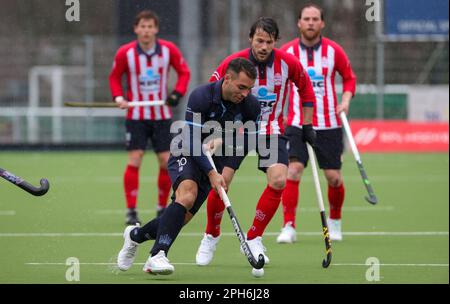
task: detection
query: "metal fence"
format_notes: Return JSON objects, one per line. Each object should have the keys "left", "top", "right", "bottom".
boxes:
{"left": 0, "top": 0, "right": 448, "bottom": 145}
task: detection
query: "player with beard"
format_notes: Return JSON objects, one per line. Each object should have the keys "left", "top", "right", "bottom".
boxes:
{"left": 278, "top": 3, "right": 356, "bottom": 243}
{"left": 195, "top": 17, "right": 317, "bottom": 266}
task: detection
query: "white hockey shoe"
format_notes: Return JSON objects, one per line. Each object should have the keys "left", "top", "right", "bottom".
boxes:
{"left": 327, "top": 218, "right": 343, "bottom": 241}
{"left": 241, "top": 236, "right": 270, "bottom": 265}
{"left": 196, "top": 234, "right": 221, "bottom": 266}
{"left": 276, "top": 222, "right": 297, "bottom": 244}
{"left": 117, "top": 225, "right": 140, "bottom": 271}
{"left": 143, "top": 250, "right": 175, "bottom": 275}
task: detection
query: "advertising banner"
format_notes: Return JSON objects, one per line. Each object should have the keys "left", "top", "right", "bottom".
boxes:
{"left": 384, "top": 0, "right": 449, "bottom": 39}
{"left": 349, "top": 120, "right": 449, "bottom": 152}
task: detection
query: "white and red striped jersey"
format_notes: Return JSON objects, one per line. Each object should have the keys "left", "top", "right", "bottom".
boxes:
{"left": 210, "top": 48, "right": 315, "bottom": 135}
{"left": 282, "top": 37, "right": 356, "bottom": 130}
{"left": 109, "top": 39, "right": 190, "bottom": 120}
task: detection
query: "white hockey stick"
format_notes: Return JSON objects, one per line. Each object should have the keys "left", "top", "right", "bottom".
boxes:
{"left": 204, "top": 149, "right": 265, "bottom": 269}
{"left": 306, "top": 143, "right": 332, "bottom": 268}
{"left": 64, "top": 100, "right": 166, "bottom": 108}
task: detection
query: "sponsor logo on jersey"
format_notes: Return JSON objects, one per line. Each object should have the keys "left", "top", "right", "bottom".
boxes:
{"left": 307, "top": 68, "right": 325, "bottom": 96}
{"left": 256, "top": 87, "right": 278, "bottom": 117}
{"left": 139, "top": 68, "right": 161, "bottom": 94}
{"left": 256, "top": 86, "right": 277, "bottom": 108}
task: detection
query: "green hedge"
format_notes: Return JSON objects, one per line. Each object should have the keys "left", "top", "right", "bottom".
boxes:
{"left": 344, "top": 93, "right": 407, "bottom": 119}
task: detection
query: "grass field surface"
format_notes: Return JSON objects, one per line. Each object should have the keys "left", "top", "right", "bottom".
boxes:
{"left": 0, "top": 151, "right": 448, "bottom": 284}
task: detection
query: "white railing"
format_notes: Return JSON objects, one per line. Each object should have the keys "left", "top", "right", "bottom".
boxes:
{"left": 1, "top": 80, "right": 448, "bottom": 144}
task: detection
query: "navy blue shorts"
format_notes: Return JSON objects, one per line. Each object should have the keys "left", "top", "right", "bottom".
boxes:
{"left": 167, "top": 155, "right": 229, "bottom": 215}
{"left": 285, "top": 126, "right": 344, "bottom": 170}
{"left": 125, "top": 119, "right": 172, "bottom": 153}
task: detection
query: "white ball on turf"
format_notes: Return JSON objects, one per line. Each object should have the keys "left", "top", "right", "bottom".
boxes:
{"left": 252, "top": 267, "right": 264, "bottom": 278}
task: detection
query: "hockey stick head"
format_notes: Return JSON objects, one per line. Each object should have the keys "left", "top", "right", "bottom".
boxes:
{"left": 322, "top": 251, "right": 332, "bottom": 268}
{"left": 320, "top": 213, "right": 332, "bottom": 269}
{"left": 229, "top": 208, "right": 265, "bottom": 270}
{"left": 238, "top": 230, "right": 265, "bottom": 269}
{"left": 365, "top": 194, "right": 378, "bottom": 205}
{"left": 18, "top": 178, "right": 50, "bottom": 196}
{"left": 35, "top": 178, "right": 50, "bottom": 196}
{"left": 0, "top": 168, "right": 50, "bottom": 197}
{"left": 251, "top": 254, "right": 265, "bottom": 270}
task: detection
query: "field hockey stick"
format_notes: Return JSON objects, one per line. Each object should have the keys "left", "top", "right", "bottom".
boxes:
{"left": 64, "top": 100, "right": 166, "bottom": 108}
{"left": 306, "top": 143, "right": 332, "bottom": 268}
{"left": 0, "top": 168, "right": 50, "bottom": 196}
{"left": 339, "top": 112, "right": 378, "bottom": 205}
{"left": 204, "top": 149, "right": 265, "bottom": 270}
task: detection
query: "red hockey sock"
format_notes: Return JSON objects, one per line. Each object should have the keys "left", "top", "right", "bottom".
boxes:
{"left": 157, "top": 168, "right": 171, "bottom": 209}
{"left": 124, "top": 165, "right": 139, "bottom": 209}
{"left": 205, "top": 190, "right": 225, "bottom": 237}
{"left": 328, "top": 183, "right": 345, "bottom": 219}
{"left": 247, "top": 185, "right": 284, "bottom": 240}
{"left": 281, "top": 179, "right": 300, "bottom": 228}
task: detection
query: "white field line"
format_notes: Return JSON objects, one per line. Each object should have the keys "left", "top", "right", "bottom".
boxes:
{"left": 23, "top": 262, "right": 448, "bottom": 268}
{"left": 93, "top": 209, "right": 207, "bottom": 215}
{"left": 25, "top": 262, "right": 196, "bottom": 266}
{"left": 93, "top": 206, "right": 395, "bottom": 215}
{"left": 0, "top": 231, "right": 447, "bottom": 237}
{"left": 333, "top": 263, "right": 448, "bottom": 267}
{"left": 94, "top": 209, "right": 156, "bottom": 215}
{"left": 0, "top": 211, "right": 16, "bottom": 216}
{"left": 35, "top": 174, "right": 448, "bottom": 184}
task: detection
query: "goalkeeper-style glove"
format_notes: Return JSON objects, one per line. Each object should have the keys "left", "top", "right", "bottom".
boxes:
{"left": 302, "top": 124, "right": 317, "bottom": 147}
{"left": 166, "top": 91, "right": 183, "bottom": 107}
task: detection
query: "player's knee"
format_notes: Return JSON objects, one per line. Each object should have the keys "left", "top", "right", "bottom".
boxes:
{"left": 129, "top": 150, "right": 144, "bottom": 167}
{"left": 157, "top": 152, "right": 170, "bottom": 169}
{"left": 175, "top": 183, "right": 198, "bottom": 209}
{"left": 324, "top": 170, "right": 342, "bottom": 188}
{"left": 129, "top": 159, "right": 142, "bottom": 168}
{"left": 287, "top": 162, "right": 304, "bottom": 181}
{"left": 269, "top": 174, "right": 286, "bottom": 190}
{"left": 328, "top": 176, "right": 342, "bottom": 188}
{"left": 158, "top": 158, "right": 168, "bottom": 170}
{"left": 177, "top": 193, "right": 196, "bottom": 209}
